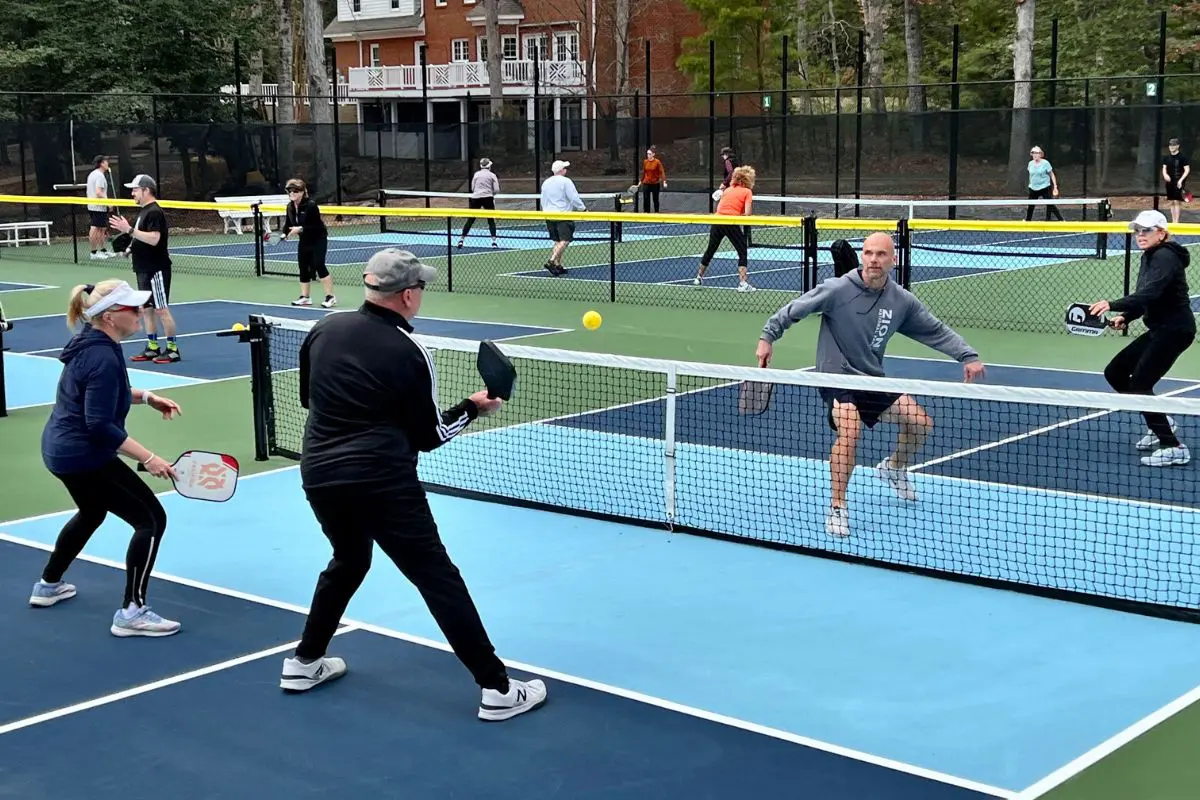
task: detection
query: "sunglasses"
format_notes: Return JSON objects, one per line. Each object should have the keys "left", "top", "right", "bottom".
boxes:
{"left": 1133, "top": 226, "right": 1161, "bottom": 235}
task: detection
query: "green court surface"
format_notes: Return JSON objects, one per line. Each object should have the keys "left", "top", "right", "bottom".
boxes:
{"left": 3, "top": 252, "right": 1200, "bottom": 799}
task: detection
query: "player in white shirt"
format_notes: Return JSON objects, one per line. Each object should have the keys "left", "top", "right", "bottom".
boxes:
{"left": 86, "top": 156, "right": 115, "bottom": 259}
{"left": 456, "top": 158, "right": 500, "bottom": 249}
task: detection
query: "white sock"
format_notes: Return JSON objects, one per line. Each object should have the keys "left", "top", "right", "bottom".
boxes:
{"left": 122, "top": 603, "right": 141, "bottom": 618}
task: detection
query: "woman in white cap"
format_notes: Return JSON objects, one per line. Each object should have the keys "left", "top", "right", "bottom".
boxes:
{"left": 1089, "top": 210, "right": 1195, "bottom": 466}
{"left": 32, "top": 279, "right": 185, "bottom": 637}
{"left": 457, "top": 158, "right": 500, "bottom": 249}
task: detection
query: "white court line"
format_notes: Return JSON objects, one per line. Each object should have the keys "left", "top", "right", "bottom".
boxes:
{"left": 1011, "top": 679, "right": 1200, "bottom": 799}
{"left": 4, "top": 350, "right": 209, "bottom": 386}
{"left": 18, "top": 326, "right": 244, "bottom": 356}
{"left": 0, "top": 528, "right": 1010, "bottom": 798}
{"left": 212, "top": 299, "right": 570, "bottom": 336}
{"left": 9, "top": 299, "right": 215, "bottom": 322}
{"left": 0, "top": 283, "right": 57, "bottom": 293}
{"left": 909, "top": 381, "right": 1200, "bottom": 472}
{"left": 0, "top": 626, "right": 360, "bottom": 736}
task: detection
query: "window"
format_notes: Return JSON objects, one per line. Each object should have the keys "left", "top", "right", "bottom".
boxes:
{"left": 351, "top": 0, "right": 361, "bottom": 11}
{"left": 370, "top": 44, "right": 382, "bottom": 67}
{"left": 502, "top": 35, "right": 518, "bottom": 60}
{"left": 524, "top": 35, "right": 546, "bottom": 61}
{"left": 392, "top": 0, "right": 400, "bottom": 7}
{"left": 451, "top": 39, "right": 470, "bottom": 63}
{"left": 554, "top": 32, "right": 579, "bottom": 62}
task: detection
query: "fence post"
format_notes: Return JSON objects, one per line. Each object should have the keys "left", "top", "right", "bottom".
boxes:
{"left": 644, "top": 39, "right": 652, "bottom": 160}
{"left": 151, "top": 95, "right": 162, "bottom": 188}
{"left": 708, "top": 40, "right": 715, "bottom": 213}
{"left": 948, "top": 24, "right": 961, "bottom": 218}
{"left": 331, "top": 45, "right": 343, "bottom": 207}
{"left": 1153, "top": 11, "right": 1167, "bottom": 211}
{"left": 534, "top": 56, "right": 541, "bottom": 209}
{"left": 833, "top": 87, "right": 841, "bottom": 212}
{"left": 234, "top": 39, "right": 245, "bottom": 187}
{"left": 853, "top": 30, "right": 864, "bottom": 217}
{"left": 421, "top": 47, "right": 430, "bottom": 206}
{"left": 780, "top": 35, "right": 788, "bottom": 214}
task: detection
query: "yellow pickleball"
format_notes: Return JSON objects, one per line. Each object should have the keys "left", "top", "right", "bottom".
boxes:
{"left": 232, "top": 322, "right": 246, "bottom": 331}
{"left": 582, "top": 310, "right": 602, "bottom": 331}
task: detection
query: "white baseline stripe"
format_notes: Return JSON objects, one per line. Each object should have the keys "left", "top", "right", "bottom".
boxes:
{"left": 0, "top": 626, "right": 360, "bottom": 736}
{"left": 1012, "top": 680, "right": 1200, "bottom": 799}
{"left": 0, "top": 526, "right": 1009, "bottom": 797}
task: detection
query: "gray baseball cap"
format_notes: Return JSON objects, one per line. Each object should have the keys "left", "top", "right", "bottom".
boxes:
{"left": 363, "top": 248, "right": 437, "bottom": 292}
{"left": 123, "top": 174, "right": 157, "bottom": 190}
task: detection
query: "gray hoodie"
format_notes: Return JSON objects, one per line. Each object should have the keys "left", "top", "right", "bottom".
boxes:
{"left": 761, "top": 270, "right": 980, "bottom": 377}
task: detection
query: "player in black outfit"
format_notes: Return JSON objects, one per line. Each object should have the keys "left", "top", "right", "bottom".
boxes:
{"left": 1161, "top": 138, "right": 1191, "bottom": 224}
{"left": 1090, "top": 210, "right": 1195, "bottom": 467}
{"left": 279, "top": 248, "right": 548, "bottom": 722}
{"left": 284, "top": 178, "right": 337, "bottom": 308}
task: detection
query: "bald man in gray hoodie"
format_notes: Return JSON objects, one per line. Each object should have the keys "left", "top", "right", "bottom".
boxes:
{"left": 756, "top": 232, "right": 986, "bottom": 538}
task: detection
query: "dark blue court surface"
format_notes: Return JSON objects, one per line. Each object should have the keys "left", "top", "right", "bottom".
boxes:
{"left": 0, "top": 280, "right": 52, "bottom": 292}
{"left": 7, "top": 300, "right": 564, "bottom": 381}
{"left": 0, "top": 539, "right": 992, "bottom": 799}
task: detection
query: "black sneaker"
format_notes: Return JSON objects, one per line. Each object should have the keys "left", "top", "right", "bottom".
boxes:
{"left": 131, "top": 346, "right": 159, "bottom": 362}
{"left": 153, "top": 348, "right": 181, "bottom": 364}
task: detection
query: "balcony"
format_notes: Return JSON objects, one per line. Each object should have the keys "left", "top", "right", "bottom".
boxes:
{"left": 346, "top": 60, "right": 586, "bottom": 97}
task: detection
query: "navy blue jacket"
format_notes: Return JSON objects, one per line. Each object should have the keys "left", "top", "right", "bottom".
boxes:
{"left": 41, "top": 325, "right": 133, "bottom": 475}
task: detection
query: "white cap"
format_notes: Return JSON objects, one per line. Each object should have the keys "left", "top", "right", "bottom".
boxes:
{"left": 551, "top": 160, "right": 570, "bottom": 173}
{"left": 82, "top": 280, "right": 151, "bottom": 320}
{"left": 1130, "top": 209, "right": 1170, "bottom": 231}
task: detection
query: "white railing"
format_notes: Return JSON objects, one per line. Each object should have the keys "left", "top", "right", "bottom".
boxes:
{"left": 218, "top": 83, "right": 354, "bottom": 105}
{"left": 346, "top": 60, "right": 585, "bottom": 93}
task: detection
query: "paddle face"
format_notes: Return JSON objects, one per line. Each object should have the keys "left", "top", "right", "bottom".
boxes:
{"left": 738, "top": 381, "right": 775, "bottom": 416}
{"left": 111, "top": 232, "right": 132, "bottom": 252}
{"left": 263, "top": 231, "right": 285, "bottom": 245}
{"left": 477, "top": 341, "right": 517, "bottom": 401}
{"left": 1065, "top": 303, "right": 1109, "bottom": 337}
{"left": 830, "top": 239, "right": 859, "bottom": 278}
{"left": 172, "top": 451, "right": 240, "bottom": 502}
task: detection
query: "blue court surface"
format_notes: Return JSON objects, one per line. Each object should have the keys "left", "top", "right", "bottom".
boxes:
{"left": 0, "top": 280, "right": 54, "bottom": 293}
{"left": 5, "top": 342, "right": 1200, "bottom": 796}
{"left": 1, "top": 299, "right": 565, "bottom": 408}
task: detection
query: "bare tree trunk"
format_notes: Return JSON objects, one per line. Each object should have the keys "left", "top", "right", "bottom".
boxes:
{"left": 859, "top": 0, "right": 888, "bottom": 113}
{"left": 484, "top": 0, "right": 504, "bottom": 118}
{"left": 1007, "top": 0, "right": 1035, "bottom": 192}
{"left": 903, "top": 0, "right": 924, "bottom": 113}
{"left": 275, "top": 0, "right": 296, "bottom": 183}
{"left": 614, "top": 0, "right": 631, "bottom": 115}
{"left": 302, "top": 0, "right": 337, "bottom": 201}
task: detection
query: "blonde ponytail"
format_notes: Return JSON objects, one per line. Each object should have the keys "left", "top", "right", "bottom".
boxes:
{"left": 65, "top": 279, "right": 125, "bottom": 329}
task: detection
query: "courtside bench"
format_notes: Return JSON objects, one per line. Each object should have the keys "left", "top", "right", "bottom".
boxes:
{"left": 214, "top": 194, "right": 289, "bottom": 235}
{"left": 0, "top": 221, "right": 51, "bottom": 247}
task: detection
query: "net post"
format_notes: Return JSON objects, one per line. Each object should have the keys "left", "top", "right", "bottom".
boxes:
{"left": 897, "top": 218, "right": 912, "bottom": 290}
{"left": 612, "top": 193, "right": 623, "bottom": 243}
{"left": 0, "top": 320, "right": 9, "bottom": 418}
{"left": 378, "top": 189, "right": 387, "bottom": 234}
{"left": 445, "top": 215, "right": 453, "bottom": 292}
{"left": 1096, "top": 199, "right": 1110, "bottom": 259}
{"left": 609, "top": 220, "right": 617, "bottom": 303}
{"left": 1122, "top": 232, "right": 1132, "bottom": 337}
{"left": 803, "top": 215, "right": 818, "bottom": 292}
{"left": 247, "top": 315, "right": 273, "bottom": 461}
{"left": 663, "top": 364, "right": 677, "bottom": 530}
{"left": 252, "top": 203, "right": 264, "bottom": 278}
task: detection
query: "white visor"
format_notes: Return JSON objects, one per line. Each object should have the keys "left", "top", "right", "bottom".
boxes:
{"left": 82, "top": 281, "right": 151, "bottom": 319}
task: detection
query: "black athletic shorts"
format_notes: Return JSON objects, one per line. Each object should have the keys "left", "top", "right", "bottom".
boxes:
{"left": 89, "top": 210, "right": 109, "bottom": 229}
{"left": 134, "top": 270, "right": 171, "bottom": 309}
{"left": 820, "top": 387, "right": 901, "bottom": 431}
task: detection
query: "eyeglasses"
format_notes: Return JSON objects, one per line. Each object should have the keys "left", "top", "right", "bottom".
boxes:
{"left": 1133, "top": 226, "right": 1161, "bottom": 235}
{"left": 286, "top": 188, "right": 303, "bottom": 194}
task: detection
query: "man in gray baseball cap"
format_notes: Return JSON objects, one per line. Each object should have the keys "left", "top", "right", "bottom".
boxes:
{"left": 362, "top": 247, "right": 437, "bottom": 296}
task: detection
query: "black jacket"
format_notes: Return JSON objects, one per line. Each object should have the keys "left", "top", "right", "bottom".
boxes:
{"left": 298, "top": 302, "right": 479, "bottom": 491}
{"left": 285, "top": 197, "right": 328, "bottom": 248}
{"left": 1110, "top": 240, "right": 1196, "bottom": 333}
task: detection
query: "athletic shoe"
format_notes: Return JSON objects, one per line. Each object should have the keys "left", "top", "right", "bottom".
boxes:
{"left": 280, "top": 656, "right": 347, "bottom": 692}
{"left": 131, "top": 346, "right": 159, "bottom": 362}
{"left": 321, "top": 295, "right": 337, "bottom": 309}
{"left": 29, "top": 580, "right": 77, "bottom": 607}
{"left": 153, "top": 348, "right": 181, "bottom": 364}
{"left": 825, "top": 505, "right": 850, "bottom": 537}
{"left": 1136, "top": 417, "right": 1177, "bottom": 450}
{"left": 478, "top": 678, "right": 548, "bottom": 721}
{"left": 291, "top": 296, "right": 312, "bottom": 306}
{"left": 110, "top": 606, "right": 181, "bottom": 638}
{"left": 736, "top": 282, "right": 756, "bottom": 293}
{"left": 1141, "top": 445, "right": 1190, "bottom": 467}
{"left": 877, "top": 458, "right": 918, "bottom": 501}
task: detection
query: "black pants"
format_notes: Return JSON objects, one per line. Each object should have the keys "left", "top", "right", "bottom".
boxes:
{"left": 461, "top": 197, "right": 497, "bottom": 238}
{"left": 640, "top": 183, "right": 661, "bottom": 213}
{"left": 296, "top": 485, "right": 509, "bottom": 691}
{"left": 700, "top": 224, "right": 748, "bottom": 267}
{"left": 1104, "top": 327, "right": 1195, "bottom": 447}
{"left": 43, "top": 457, "right": 168, "bottom": 607}
{"left": 1025, "top": 187, "right": 1063, "bottom": 221}
{"left": 298, "top": 241, "right": 330, "bottom": 283}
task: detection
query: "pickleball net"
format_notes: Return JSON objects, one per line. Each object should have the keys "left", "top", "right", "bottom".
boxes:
{"left": 379, "top": 189, "right": 630, "bottom": 241}
{"left": 244, "top": 314, "right": 1200, "bottom": 623}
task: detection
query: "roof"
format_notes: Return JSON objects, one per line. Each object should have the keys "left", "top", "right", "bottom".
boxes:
{"left": 465, "top": 0, "right": 525, "bottom": 22}
{"left": 324, "top": 15, "right": 424, "bottom": 40}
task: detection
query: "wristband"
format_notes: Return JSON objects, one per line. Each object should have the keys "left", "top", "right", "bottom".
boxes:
{"left": 142, "top": 453, "right": 156, "bottom": 466}
{"left": 143, "top": 391, "right": 157, "bottom": 406}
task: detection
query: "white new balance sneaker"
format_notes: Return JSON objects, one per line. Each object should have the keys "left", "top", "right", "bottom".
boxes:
{"left": 1141, "top": 445, "right": 1190, "bottom": 467}
{"left": 478, "top": 678, "right": 548, "bottom": 721}
{"left": 280, "top": 655, "right": 348, "bottom": 692}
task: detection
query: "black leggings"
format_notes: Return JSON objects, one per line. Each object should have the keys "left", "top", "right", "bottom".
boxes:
{"left": 1104, "top": 327, "right": 1195, "bottom": 447}
{"left": 640, "top": 183, "right": 661, "bottom": 213}
{"left": 297, "top": 485, "right": 509, "bottom": 691}
{"left": 461, "top": 197, "right": 497, "bottom": 238}
{"left": 43, "top": 457, "right": 168, "bottom": 607}
{"left": 1025, "top": 186, "right": 1063, "bottom": 221}
{"left": 700, "top": 224, "right": 748, "bottom": 267}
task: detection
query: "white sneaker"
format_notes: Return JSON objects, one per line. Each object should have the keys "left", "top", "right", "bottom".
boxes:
{"left": 877, "top": 458, "right": 918, "bottom": 501}
{"left": 737, "top": 282, "right": 757, "bottom": 293}
{"left": 1137, "top": 417, "right": 1177, "bottom": 450}
{"left": 110, "top": 606, "right": 181, "bottom": 638}
{"left": 320, "top": 295, "right": 337, "bottom": 309}
{"left": 89, "top": 252, "right": 106, "bottom": 260}
{"left": 280, "top": 655, "right": 347, "bottom": 692}
{"left": 478, "top": 678, "right": 548, "bottom": 721}
{"left": 825, "top": 505, "right": 850, "bottom": 537}
{"left": 29, "top": 580, "right": 76, "bottom": 607}
{"left": 291, "top": 296, "right": 312, "bottom": 306}
{"left": 1141, "top": 445, "right": 1190, "bottom": 467}
{"left": 693, "top": 276, "right": 702, "bottom": 286}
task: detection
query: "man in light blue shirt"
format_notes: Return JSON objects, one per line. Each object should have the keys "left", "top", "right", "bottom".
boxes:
{"left": 539, "top": 159, "right": 586, "bottom": 276}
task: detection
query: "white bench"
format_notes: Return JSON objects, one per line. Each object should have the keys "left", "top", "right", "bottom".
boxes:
{"left": 0, "top": 221, "right": 51, "bottom": 247}
{"left": 213, "top": 194, "right": 290, "bottom": 235}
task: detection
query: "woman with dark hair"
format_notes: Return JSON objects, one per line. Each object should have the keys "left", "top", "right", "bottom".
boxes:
{"left": 34, "top": 279, "right": 184, "bottom": 637}
{"left": 284, "top": 178, "right": 337, "bottom": 309}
